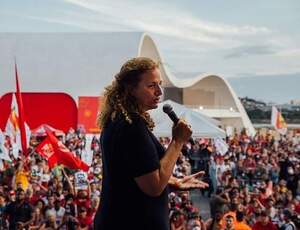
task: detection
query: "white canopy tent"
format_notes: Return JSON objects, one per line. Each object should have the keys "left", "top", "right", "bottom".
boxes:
{"left": 149, "top": 100, "right": 226, "bottom": 138}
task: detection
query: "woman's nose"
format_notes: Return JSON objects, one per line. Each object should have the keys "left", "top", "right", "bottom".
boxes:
{"left": 155, "top": 84, "right": 163, "bottom": 96}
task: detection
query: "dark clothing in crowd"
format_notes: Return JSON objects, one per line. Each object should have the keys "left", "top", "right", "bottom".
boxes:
{"left": 4, "top": 201, "right": 33, "bottom": 230}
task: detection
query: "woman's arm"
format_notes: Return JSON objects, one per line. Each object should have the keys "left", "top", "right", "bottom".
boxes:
{"left": 135, "top": 120, "right": 191, "bottom": 197}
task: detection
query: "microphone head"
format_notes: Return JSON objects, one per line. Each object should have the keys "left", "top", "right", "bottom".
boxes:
{"left": 162, "top": 104, "right": 173, "bottom": 114}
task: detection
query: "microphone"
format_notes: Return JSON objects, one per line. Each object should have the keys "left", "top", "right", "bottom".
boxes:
{"left": 162, "top": 104, "right": 195, "bottom": 145}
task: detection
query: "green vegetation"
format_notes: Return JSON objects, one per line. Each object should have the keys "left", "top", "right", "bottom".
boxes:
{"left": 240, "top": 97, "right": 300, "bottom": 124}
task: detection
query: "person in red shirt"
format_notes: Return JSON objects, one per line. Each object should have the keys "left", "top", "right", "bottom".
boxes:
{"left": 252, "top": 211, "right": 277, "bottom": 230}
{"left": 77, "top": 207, "right": 93, "bottom": 230}
{"left": 76, "top": 190, "right": 91, "bottom": 210}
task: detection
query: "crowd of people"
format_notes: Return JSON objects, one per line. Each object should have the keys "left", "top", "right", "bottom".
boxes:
{"left": 184, "top": 130, "right": 300, "bottom": 230}
{"left": 1, "top": 127, "right": 300, "bottom": 229}
{"left": 0, "top": 128, "right": 102, "bottom": 229}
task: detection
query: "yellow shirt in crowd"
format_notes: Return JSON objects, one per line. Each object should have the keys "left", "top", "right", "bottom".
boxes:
{"left": 15, "top": 170, "right": 29, "bottom": 191}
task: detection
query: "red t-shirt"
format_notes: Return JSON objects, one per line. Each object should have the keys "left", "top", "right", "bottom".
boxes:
{"left": 76, "top": 198, "right": 90, "bottom": 210}
{"left": 252, "top": 221, "right": 277, "bottom": 230}
{"left": 28, "top": 194, "right": 41, "bottom": 206}
{"left": 295, "top": 204, "right": 300, "bottom": 214}
{"left": 78, "top": 215, "right": 93, "bottom": 227}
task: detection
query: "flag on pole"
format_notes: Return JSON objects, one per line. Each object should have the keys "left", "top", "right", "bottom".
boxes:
{"left": 14, "top": 63, "right": 30, "bottom": 155}
{"left": 5, "top": 93, "right": 31, "bottom": 158}
{"left": 45, "top": 129, "right": 89, "bottom": 171}
{"left": 35, "top": 136, "right": 58, "bottom": 169}
{"left": 271, "top": 106, "right": 287, "bottom": 135}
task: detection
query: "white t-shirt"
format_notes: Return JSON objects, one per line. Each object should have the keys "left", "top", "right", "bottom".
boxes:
{"left": 50, "top": 207, "right": 66, "bottom": 225}
{"left": 41, "top": 173, "right": 50, "bottom": 183}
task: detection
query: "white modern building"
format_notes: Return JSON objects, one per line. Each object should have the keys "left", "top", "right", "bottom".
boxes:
{"left": 0, "top": 32, "right": 255, "bottom": 135}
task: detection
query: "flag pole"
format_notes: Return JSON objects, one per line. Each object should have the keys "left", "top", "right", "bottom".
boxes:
{"left": 14, "top": 60, "right": 28, "bottom": 156}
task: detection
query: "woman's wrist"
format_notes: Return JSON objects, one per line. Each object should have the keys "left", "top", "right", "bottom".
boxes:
{"left": 171, "top": 138, "right": 184, "bottom": 150}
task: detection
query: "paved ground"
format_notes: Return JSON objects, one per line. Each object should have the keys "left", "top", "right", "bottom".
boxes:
{"left": 190, "top": 190, "right": 211, "bottom": 221}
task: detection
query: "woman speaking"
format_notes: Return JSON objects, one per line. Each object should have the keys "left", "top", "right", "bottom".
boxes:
{"left": 94, "top": 57, "right": 207, "bottom": 230}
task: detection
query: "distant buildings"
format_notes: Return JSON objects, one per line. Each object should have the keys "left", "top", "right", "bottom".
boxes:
{"left": 240, "top": 97, "right": 300, "bottom": 124}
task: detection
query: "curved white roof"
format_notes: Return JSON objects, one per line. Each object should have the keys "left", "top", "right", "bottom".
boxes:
{"left": 138, "top": 34, "right": 255, "bottom": 135}
{"left": 0, "top": 32, "right": 254, "bottom": 135}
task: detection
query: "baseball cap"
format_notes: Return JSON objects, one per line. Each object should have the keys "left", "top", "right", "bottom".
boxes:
{"left": 9, "top": 190, "right": 15, "bottom": 196}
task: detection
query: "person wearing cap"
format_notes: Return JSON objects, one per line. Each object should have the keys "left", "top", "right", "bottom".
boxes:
{"left": 252, "top": 211, "right": 277, "bottom": 230}
{"left": 9, "top": 190, "right": 16, "bottom": 202}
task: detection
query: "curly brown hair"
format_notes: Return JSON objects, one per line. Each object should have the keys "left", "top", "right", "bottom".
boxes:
{"left": 97, "top": 57, "right": 159, "bottom": 130}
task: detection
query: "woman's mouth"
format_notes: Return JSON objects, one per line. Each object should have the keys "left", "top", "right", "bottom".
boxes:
{"left": 154, "top": 98, "right": 160, "bottom": 103}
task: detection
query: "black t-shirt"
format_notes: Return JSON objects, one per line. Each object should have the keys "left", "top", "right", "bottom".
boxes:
{"left": 94, "top": 114, "right": 169, "bottom": 230}
{"left": 5, "top": 201, "right": 33, "bottom": 230}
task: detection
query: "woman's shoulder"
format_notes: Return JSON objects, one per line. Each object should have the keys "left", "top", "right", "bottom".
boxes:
{"left": 115, "top": 113, "right": 146, "bottom": 127}
{"left": 104, "top": 113, "right": 146, "bottom": 134}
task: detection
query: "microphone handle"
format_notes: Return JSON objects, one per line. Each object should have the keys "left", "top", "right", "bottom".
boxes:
{"left": 168, "top": 111, "right": 195, "bottom": 145}
{"left": 168, "top": 111, "right": 179, "bottom": 124}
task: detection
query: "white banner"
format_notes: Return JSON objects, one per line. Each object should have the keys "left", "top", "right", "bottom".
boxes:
{"left": 214, "top": 137, "right": 229, "bottom": 156}
{"left": 0, "top": 129, "right": 11, "bottom": 161}
{"left": 75, "top": 171, "right": 88, "bottom": 190}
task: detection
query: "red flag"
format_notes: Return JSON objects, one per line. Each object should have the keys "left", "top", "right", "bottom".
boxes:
{"left": 45, "top": 129, "right": 89, "bottom": 171}
{"left": 14, "top": 63, "right": 28, "bottom": 156}
{"left": 78, "top": 96, "right": 101, "bottom": 133}
{"left": 35, "top": 137, "right": 58, "bottom": 169}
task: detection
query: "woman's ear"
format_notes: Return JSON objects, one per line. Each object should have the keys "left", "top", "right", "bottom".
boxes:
{"left": 128, "top": 85, "right": 137, "bottom": 98}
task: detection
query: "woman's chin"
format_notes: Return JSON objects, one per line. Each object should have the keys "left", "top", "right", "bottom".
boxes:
{"left": 146, "top": 105, "right": 158, "bottom": 111}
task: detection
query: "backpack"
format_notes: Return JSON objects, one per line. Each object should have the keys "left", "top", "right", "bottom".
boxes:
{"left": 280, "top": 222, "right": 296, "bottom": 230}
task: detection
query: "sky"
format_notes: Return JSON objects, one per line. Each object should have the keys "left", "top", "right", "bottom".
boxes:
{"left": 1, "top": 0, "right": 300, "bottom": 102}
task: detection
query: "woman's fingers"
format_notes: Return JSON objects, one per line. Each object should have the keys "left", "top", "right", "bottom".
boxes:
{"left": 191, "top": 171, "right": 205, "bottom": 178}
{"left": 179, "top": 177, "right": 209, "bottom": 189}
{"left": 180, "top": 171, "right": 205, "bottom": 183}
{"left": 172, "top": 119, "right": 192, "bottom": 143}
